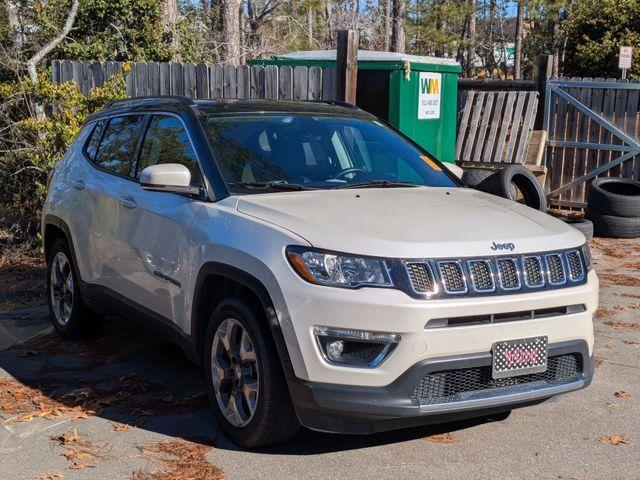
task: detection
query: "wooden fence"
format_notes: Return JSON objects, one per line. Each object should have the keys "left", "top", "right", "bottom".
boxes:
{"left": 456, "top": 90, "right": 539, "bottom": 164}
{"left": 544, "top": 77, "right": 640, "bottom": 208}
{"left": 51, "top": 60, "right": 337, "bottom": 101}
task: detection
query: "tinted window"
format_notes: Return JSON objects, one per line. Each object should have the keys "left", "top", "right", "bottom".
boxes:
{"left": 94, "top": 116, "right": 144, "bottom": 176}
{"left": 137, "top": 116, "right": 202, "bottom": 187}
{"left": 84, "top": 120, "right": 106, "bottom": 161}
{"left": 203, "top": 115, "right": 457, "bottom": 193}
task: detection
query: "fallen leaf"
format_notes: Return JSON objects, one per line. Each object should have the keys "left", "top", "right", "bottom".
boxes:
{"left": 614, "top": 391, "right": 631, "bottom": 398}
{"left": 53, "top": 429, "right": 81, "bottom": 445}
{"left": 35, "top": 474, "right": 64, "bottom": 480}
{"left": 605, "top": 403, "right": 617, "bottom": 408}
{"left": 69, "top": 460, "right": 97, "bottom": 470}
{"left": 113, "top": 423, "right": 130, "bottom": 431}
{"left": 598, "top": 435, "right": 630, "bottom": 445}
{"left": 608, "top": 321, "right": 640, "bottom": 331}
{"left": 425, "top": 432, "right": 458, "bottom": 444}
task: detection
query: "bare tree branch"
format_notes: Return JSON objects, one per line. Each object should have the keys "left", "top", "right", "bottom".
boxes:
{"left": 25, "top": 0, "right": 79, "bottom": 83}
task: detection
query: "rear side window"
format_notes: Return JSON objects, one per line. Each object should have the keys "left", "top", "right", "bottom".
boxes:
{"left": 137, "top": 115, "right": 203, "bottom": 187}
{"left": 84, "top": 120, "right": 105, "bottom": 161}
{"left": 94, "top": 115, "right": 144, "bottom": 176}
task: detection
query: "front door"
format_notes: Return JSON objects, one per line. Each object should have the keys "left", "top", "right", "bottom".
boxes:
{"left": 115, "top": 114, "right": 207, "bottom": 331}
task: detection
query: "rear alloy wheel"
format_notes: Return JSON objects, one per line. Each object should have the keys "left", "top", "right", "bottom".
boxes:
{"left": 204, "top": 298, "right": 300, "bottom": 447}
{"left": 50, "top": 252, "right": 74, "bottom": 326}
{"left": 46, "top": 239, "right": 95, "bottom": 338}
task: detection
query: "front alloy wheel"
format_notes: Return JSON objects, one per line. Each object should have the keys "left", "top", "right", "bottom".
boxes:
{"left": 204, "top": 298, "right": 300, "bottom": 447}
{"left": 211, "top": 318, "right": 260, "bottom": 427}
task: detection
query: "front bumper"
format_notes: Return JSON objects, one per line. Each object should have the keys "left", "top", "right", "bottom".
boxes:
{"left": 287, "top": 340, "right": 593, "bottom": 434}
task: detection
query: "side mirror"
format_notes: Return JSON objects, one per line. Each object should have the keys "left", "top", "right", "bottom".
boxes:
{"left": 442, "top": 161, "right": 464, "bottom": 180}
{"left": 140, "top": 163, "right": 198, "bottom": 194}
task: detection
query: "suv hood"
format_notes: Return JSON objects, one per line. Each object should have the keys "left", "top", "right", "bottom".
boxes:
{"left": 236, "top": 187, "right": 585, "bottom": 258}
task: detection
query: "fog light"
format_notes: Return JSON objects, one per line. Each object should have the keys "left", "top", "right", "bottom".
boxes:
{"left": 326, "top": 340, "right": 344, "bottom": 360}
{"left": 313, "top": 326, "right": 400, "bottom": 368}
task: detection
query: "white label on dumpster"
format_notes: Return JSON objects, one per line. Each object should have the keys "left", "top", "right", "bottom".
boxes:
{"left": 418, "top": 72, "right": 442, "bottom": 120}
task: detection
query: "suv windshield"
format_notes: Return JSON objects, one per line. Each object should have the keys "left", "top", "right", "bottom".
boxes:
{"left": 202, "top": 114, "right": 458, "bottom": 193}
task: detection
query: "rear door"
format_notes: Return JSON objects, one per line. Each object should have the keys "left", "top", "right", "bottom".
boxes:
{"left": 80, "top": 114, "right": 146, "bottom": 294}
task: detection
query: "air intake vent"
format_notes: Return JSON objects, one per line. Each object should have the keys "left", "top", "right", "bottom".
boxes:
{"left": 546, "top": 254, "right": 566, "bottom": 285}
{"left": 412, "top": 354, "right": 581, "bottom": 406}
{"left": 405, "top": 263, "right": 435, "bottom": 294}
{"left": 496, "top": 258, "right": 520, "bottom": 290}
{"left": 468, "top": 260, "right": 495, "bottom": 292}
{"left": 523, "top": 256, "right": 544, "bottom": 287}
{"left": 565, "top": 251, "right": 584, "bottom": 281}
{"left": 438, "top": 262, "right": 467, "bottom": 294}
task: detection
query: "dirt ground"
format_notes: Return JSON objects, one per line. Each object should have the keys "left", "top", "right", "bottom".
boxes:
{"left": 0, "top": 238, "right": 638, "bottom": 480}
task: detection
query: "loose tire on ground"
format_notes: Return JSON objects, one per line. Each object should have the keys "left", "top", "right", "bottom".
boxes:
{"left": 477, "top": 165, "right": 547, "bottom": 212}
{"left": 462, "top": 169, "right": 493, "bottom": 188}
{"left": 204, "top": 298, "right": 300, "bottom": 447}
{"left": 586, "top": 208, "right": 640, "bottom": 238}
{"left": 587, "top": 177, "right": 640, "bottom": 217}
{"left": 554, "top": 216, "right": 594, "bottom": 241}
{"left": 46, "top": 238, "right": 96, "bottom": 338}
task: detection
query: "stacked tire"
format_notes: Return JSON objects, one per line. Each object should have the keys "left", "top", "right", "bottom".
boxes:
{"left": 586, "top": 178, "right": 640, "bottom": 238}
{"left": 468, "top": 164, "right": 547, "bottom": 212}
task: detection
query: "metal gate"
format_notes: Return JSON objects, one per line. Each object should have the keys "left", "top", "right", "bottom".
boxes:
{"left": 544, "top": 78, "right": 640, "bottom": 208}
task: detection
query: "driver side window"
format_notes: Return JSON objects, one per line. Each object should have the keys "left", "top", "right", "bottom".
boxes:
{"left": 136, "top": 115, "right": 203, "bottom": 187}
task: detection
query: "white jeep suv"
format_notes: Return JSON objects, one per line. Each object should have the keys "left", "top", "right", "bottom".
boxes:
{"left": 43, "top": 97, "right": 598, "bottom": 447}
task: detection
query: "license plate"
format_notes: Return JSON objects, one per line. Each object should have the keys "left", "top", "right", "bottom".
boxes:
{"left": 492, "top": 336, "right": 548, "bottom": 379}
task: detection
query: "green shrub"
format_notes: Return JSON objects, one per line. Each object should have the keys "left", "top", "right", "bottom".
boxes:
{"left": 0, "top": 65, "right": 129, "bottom": 239}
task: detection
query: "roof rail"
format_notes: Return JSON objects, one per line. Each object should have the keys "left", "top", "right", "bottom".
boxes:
{"left": 103, "top": 95, "right": 196, "bottom": 109}
{"left": 314, "top": 100, "right": 359, "bottom": 109}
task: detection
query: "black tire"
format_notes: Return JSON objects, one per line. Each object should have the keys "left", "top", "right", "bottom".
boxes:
{"left": 462, "top": 169, "right": 493, "bottom": 188}
{"left": 204, "top": 298, "right": 300, "bottom": 447}
{"left": 477, "top": 165, "right": 547, "bottom": 212}
{"left": 46, "top": 238, "right": 95, "bottom": 338}
{"left": 587, "top": 177, "right": 640, "bottom": 217}
{"left": 586, "top": 208, "right": 640, "bottom": 238}
{"left": 554, "top": 216, "right": 594, "bottom": 241}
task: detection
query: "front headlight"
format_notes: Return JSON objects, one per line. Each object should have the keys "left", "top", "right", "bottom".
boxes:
{"left": 286, "top": 246, "right": 393, "bottom": 288}
{"left": 581, "top": 243, "right": 593, "bottom": 271}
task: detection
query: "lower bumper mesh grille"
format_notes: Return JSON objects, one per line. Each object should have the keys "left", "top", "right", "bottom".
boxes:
{"left": 412, "top": 354, "right": 581, "bottom": 406}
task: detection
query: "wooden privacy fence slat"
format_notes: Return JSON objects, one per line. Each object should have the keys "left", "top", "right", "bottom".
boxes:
{"left": 456, "top": 90, "right": 538, "bottom": 164}
{"left": 51, "top": 60, "right": 336, "bottom": 102}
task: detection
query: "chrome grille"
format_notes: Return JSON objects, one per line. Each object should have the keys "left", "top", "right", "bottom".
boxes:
{"left": 546, "top": 254, "right": 566, "bottom": 285}
{"left": 438, "top": 262, "right": 467, "bottom": 294}
{"left": 468, "top": 260, "right": 495, "bottom": 292}
{"left": 400, "top": 248, "right": 587, "bottom": 299}
{"left": 496, "top": 259, "right": 520, "bottom": 290}
{"left": 523, "top": 256, "right": 544, "bottom": 287}
{"left": 566, "top": 251, "right": 584, "bottom": 281}
{"left": 405, "top": 263, "right": 435, "bottom": 294}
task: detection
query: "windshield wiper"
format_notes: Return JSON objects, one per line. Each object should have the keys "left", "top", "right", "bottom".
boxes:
{"left": 334, "top": 180, "right": 422, "bottom": 190}
{"left": 227, "top": 181, "right": 311, "bottom": 191}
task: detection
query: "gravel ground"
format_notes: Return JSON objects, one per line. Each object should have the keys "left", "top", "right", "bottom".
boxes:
{"left": 0, "top": 238, "right": 638, "bottom": 480}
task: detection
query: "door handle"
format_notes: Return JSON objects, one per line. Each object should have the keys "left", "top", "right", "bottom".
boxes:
{"left": 120, "top": 196, "right": 137, "bottom": 209}
{"left": 70, "top": 179, "right": 85, "bottom": 190}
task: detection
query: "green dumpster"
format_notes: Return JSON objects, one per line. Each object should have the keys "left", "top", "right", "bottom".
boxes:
{"left": 252, "top": 50, "right": 461, "bottom": 163}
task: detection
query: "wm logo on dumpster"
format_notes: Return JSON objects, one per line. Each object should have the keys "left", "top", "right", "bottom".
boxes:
{"left": 420, "top": 77, "right": 439, "bottom": 95}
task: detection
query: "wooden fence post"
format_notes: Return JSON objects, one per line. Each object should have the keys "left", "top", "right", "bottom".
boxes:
{"left": 535, "top": 54, "right": 553, "bottom": 129}
{"left": 335, "top": 29, "right": 359, "bottom": 104}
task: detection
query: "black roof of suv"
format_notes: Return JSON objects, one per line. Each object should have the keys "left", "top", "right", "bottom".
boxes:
{"left": 87, "top": 96, "right": 372, "bottom": 122}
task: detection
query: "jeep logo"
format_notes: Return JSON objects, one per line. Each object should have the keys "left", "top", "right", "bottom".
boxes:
{"left": 490, "top": 241, "right": 515, "bottom": 251}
